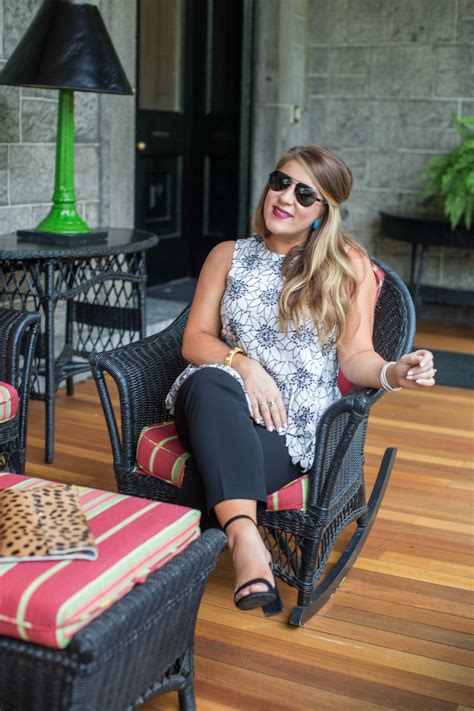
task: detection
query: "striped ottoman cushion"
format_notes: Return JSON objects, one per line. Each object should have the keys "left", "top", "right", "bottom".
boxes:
{"left": 135, "top": 421, "right": 309, "bottom": 512}
{"left": 0, "top": 382, "right": 18, "bottom": 424}
{"left": 0, "top": 473, "right": 201, "bottom": 650}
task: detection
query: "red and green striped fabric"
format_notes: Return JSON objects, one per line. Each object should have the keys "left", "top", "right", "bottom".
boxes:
{"left": 266, "top": 475, "right": 309, "bottom": 512}
{"left": 0, "top": 382, "right": 18, "bottom": 423}
{"left": 135, "top": 421, "right": 310, "bottom": 512}
{"left": 0, "top": 473, "right": 201, "bottom": 649}
{"left": 136, "top": 422, "right": 191, "bottom": 487}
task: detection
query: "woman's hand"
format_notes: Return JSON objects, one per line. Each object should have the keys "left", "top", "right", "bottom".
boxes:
{"left": 388, "top": 349, "right": 436, "bottom": 389}
{"left": 233, "top": 356, "right": 287, "bottom": 432}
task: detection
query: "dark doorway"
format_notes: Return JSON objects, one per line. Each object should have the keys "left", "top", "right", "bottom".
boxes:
{"left": 135, "top": 0, "right": 254, "bottom": 286}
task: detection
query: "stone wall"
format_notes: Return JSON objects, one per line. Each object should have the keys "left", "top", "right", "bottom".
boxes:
{"left": 252, "top": 0, "right": 473, "bottom": 298}
{"left": 0, "top": 0, "right": 136, "bottom": 237}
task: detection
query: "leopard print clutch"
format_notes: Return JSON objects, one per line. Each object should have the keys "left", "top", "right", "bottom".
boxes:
{"left": 0, "top": 484, "right": 98, "bottom": 562}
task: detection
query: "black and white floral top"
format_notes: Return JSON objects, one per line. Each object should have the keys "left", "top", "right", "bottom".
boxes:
{"left": 166, "top": 235, "right": 341, "bottom": 471}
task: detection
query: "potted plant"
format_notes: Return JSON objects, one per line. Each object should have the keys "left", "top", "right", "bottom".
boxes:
{"left": 380, "top": 114, "right": 474, "bottom": 250}
{"left": 378, "top": 115, "right": 474, "bottom": 306}
{"left": 419, "top": 113, "right": 474, "bottom": 230}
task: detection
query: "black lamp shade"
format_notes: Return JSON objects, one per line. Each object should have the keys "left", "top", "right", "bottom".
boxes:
{"left": 0, "top": 0, "right": 132, "bottom": 94}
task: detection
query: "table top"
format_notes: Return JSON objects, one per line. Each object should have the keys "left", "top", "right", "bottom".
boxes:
{"left": 0, "top": 228, "right": 159, "bottom": 259}
{"left": 379, "top": 212, "right": 473, "bottom": 248}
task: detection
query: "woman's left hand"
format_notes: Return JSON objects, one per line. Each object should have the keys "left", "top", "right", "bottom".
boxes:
{"left": 389, "top": 349, "right": 436, "bottom": 389}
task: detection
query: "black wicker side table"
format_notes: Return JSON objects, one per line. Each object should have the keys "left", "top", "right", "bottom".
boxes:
{"left": 0, "top": 229, "right": 158, "bottom": 463}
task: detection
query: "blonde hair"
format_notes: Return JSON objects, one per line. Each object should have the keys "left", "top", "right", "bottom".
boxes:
{"left": 251, "top": 145, "right": 364, "bottom": 346}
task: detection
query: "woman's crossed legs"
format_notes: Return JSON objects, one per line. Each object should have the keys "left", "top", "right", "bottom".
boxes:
{"left": 174, "top": 368, "right": 300, "bottom": 608}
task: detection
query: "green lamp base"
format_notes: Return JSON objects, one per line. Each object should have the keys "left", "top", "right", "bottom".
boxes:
{"left": 17, "top": 90, "right": 109, "bottom": 247}
{"left": 36, "top": 201, "right": 91, "bottom": 235}
{"left": 17, "top": 229, "right": 108, "bottom": 246}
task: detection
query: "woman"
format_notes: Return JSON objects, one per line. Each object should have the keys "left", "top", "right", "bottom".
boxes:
{"left": 166, "top": 145, "right": 436, "bottom": 614}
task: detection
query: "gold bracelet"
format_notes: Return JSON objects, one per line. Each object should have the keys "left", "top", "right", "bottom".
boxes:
{"left": 224, "top": 346, "right": 245, "bottom": 368}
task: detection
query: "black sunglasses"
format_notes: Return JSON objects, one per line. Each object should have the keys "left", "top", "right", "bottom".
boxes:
{"left": 268, "top": 170, "right": 326, "bottom": 207}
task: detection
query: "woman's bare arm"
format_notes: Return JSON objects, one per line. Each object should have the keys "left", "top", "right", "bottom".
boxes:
{"left": 182, "top": 240, "right": 287, "bottom": 430}
{"left": 181, "top": 241, "right": 237, "bottom": 365}
{"left": 338, "top": 252, "right": 435, "bottom": 389}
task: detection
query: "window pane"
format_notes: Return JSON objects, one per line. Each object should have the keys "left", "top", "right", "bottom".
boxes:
{"left": 139, "top": 0, "right": 183, "bottom": 112}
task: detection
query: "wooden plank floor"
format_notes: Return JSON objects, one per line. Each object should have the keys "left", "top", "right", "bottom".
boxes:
{"left": 24, "top": 328, "right": 473, "bottom": 711}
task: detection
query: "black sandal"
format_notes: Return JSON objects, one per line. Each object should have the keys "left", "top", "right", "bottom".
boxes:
{"left": 223, "top": 514, "right": 283, "bottom": 615}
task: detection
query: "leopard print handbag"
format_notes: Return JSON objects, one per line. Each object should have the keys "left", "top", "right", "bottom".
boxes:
{"left": 0, "top": 484, "right": 98, "bottom": 561}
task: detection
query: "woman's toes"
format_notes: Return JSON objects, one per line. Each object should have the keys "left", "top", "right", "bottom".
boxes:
{"left": 225, "top": 519, "right": 276, "bottom": 603}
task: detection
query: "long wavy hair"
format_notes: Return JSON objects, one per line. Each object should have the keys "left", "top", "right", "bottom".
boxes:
{"left": 251, "top": 145, "right": 364, "bottom": 346}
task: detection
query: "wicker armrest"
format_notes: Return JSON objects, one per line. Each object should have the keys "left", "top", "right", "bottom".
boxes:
{"left": 0, "top": 308, "right": 40, "bottom": 452}
{"left": 0, "top": 308, "right": 40, "bottom": 387}
{"left": 90, "top": 305, "right": 190, "bottom": 472}
{"left": 305, "top": 390, "right": 374, "bottom": 513}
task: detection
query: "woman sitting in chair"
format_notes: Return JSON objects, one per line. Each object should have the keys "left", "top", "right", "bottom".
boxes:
{"left": 165, "top": 145, "right": 436, "bottom": 614}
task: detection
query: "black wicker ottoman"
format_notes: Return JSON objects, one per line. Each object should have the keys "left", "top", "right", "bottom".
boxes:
{"left": 0, "top": 476, "right": 225, "bottom": 711}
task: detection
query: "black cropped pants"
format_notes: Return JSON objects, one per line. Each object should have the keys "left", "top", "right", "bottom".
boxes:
{"left": 173, "top": 368, "right": 301, "bottom": 519}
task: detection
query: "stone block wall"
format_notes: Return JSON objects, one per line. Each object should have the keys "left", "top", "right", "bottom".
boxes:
{"left": 0, "top": 0, "right": 136, "bottom": 237}
{"left": 305, "top": 0, "right": 473, "bottom": 292}
{"left": 252, "top": 0, "right": 473, "bottom": 298}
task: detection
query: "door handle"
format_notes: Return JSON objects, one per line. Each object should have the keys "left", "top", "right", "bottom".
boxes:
{"left": 152, "top": 130, "right": 171, "bottom": 138}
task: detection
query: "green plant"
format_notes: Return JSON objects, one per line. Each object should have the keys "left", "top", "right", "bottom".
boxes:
{"left": 419, "top": 114, "right": 474, "bottom": 230}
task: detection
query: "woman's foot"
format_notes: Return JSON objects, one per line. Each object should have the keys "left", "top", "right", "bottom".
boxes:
{"left": 224, "top": 517, "right": 276, "bottom": 606}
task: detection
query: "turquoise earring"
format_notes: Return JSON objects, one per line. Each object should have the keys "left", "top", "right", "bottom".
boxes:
{"left": 312, "top": 219, "right": 321, "bottom": 229}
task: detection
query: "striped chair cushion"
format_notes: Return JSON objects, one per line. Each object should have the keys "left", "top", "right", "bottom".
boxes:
{"left": 0, "top": 382, "right": 18, "bottom": 424}
{"left": 136, "top": 422, "right": 191, "bottom": 487}
{"left": 0, "top": 473, "right": 201, "bottom": 650}
{"left": 135, "top": 421, "right": 309, "bottom": 513}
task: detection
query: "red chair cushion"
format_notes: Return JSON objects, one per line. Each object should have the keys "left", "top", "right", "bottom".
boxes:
{"left": 0, "top": 383, "right": 18, "bottom": 423}
{"left": 135, "top": 421, "right": 309, "bottom": 512}
{"left": 136, "top": 422, "right": 191, "bottom": 487}
{"left": 0, "top": 473, "right": 201, "bottom": 649}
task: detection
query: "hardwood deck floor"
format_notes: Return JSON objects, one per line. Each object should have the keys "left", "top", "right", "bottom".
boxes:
{"left": 24, "top": 325, "right": 473, "bottom": 711}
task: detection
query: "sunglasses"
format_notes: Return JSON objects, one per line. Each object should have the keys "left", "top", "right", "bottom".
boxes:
{"left": 268, "top": 170, "right": 326, "bottom": 207}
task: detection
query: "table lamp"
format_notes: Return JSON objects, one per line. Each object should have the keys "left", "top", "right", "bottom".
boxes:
{"left": 0, "top": 0, "right": 132, "bottom": 245}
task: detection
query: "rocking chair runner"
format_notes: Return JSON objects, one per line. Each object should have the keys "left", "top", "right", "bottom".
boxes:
{"left": 91, "top": 259, "right": 415, "bottom": 625}
{"left": 0, "top": 308, "right": 40, "bottom": 474}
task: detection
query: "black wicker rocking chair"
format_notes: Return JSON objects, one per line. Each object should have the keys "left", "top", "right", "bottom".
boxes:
{"left": 0, "top": 307, "right": 40, "bottom": 474}
{"left": 91, "top": 258, "right": 415, "bottom": 626}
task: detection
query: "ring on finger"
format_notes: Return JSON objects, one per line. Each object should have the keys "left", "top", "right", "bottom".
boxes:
{"left": 268, "top": 400, "right": 275, "bottom": 408}
{"left": 260, "top": 401, "right": 267, "bottom": 407}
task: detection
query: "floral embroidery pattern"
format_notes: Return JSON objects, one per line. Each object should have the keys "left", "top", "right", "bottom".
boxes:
{"left": 166, "top": 235, "right": 341, "bottom": 471}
